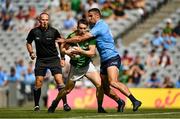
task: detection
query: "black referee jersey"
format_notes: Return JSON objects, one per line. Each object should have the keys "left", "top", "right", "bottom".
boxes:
{"left": 26, "top": 26, "right": 61, "bottom": 59}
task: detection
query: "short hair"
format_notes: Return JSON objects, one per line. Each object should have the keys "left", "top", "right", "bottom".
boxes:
{"left": 123, "top": 49, "right": 129, "bottom": 54}
{"left": 153, "top": 30, "right": 159, "bottom": 35}
{"left": 88, "top": 8, "right": 101, "bottom": 17}
{"left": 162, "top": 48, "right": 167, "bottom": 52}
{"left": 151, "top": 72, "right": 156, "bottom": 77}
{"left": 77, "top": 19, "right": 88, "bottom": 27}
{"left": 39, "top": 12, "right": 49, "bottom": 19}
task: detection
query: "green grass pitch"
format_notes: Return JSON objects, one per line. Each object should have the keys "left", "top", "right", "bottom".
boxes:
{"left": 0, "top": 108, "right": 180, "bottom": 118}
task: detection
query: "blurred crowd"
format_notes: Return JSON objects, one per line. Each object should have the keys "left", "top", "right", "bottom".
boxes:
{"left": 119, "top": 18, "right": 180, "bottom": 88}
{"left": 0, "top": 0, "right": 147, "bottom": 32}
{"left": 0, "top": 59, "right": 58, "bottom": 106}
{"left": 120, "top": 47, "right": 180, "bottom": 88}
{"left": 0, "top": 0, "right": 39, "bottom": 32}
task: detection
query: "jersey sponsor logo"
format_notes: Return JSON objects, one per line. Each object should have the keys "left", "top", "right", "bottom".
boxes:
{"left": 46, "top": 37, "right": 53, "bottom": 40}
{"left": 35, "top": 37, "right": 40, "bottom": 40}
{"left": 110, "top": 61, "right": 118, "bottom": 65}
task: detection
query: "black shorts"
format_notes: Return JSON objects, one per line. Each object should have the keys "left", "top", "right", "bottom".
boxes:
{"left": 34, "top": 57, "right": 62, "bottom": 76}
{"left": 100, "top": 55, "right": 121, "bottom": 75}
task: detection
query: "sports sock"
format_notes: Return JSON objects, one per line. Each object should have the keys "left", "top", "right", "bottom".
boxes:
{"left": 62, "top": 95, "right": 67, "bottom": 105}
{"left": 57, "top": 84, "right": 67, "bottom": 105}
{"left": 33, "top": 88, "right": 41, "bottom": 106}
{"left": 98, "top": 101, "right": 102, "bottom": 107}
{"left": 116, "top": 98, "right": 124, "bottom": 105}
{"left": 128, "top": 94, "right": 137, "bottom": 103}
{"left": 97, "top": 86, "right": 103, "bottom": 108}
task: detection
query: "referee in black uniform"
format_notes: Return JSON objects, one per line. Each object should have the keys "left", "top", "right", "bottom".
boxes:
{"left": 26, "top": 12, "right": 70, "bottom": 111}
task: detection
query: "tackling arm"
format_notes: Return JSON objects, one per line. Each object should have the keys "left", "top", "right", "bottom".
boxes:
{"left": 60, "top": 43, "right": 73, "bottom": 57}
{"left": 57, "top": 32, "right": 93, "bottom": 43}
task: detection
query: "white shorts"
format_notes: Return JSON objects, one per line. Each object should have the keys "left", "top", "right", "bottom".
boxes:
{"left": 68, "top": 62, "right": 97, "bottom": 81}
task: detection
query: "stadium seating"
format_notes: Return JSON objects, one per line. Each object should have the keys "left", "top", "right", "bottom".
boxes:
{"left": 124, "top": 8, "right": 180, "bottom": 85}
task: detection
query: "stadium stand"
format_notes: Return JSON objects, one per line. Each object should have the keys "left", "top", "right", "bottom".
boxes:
{"left": 121, "top": 8, "right": 180, "bottom": 87}
{"left": 0, "top": 0, "right": 170, "bottom": 68}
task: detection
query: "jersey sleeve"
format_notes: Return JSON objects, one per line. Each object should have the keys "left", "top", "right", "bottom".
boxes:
{"left": 26, "top": 29, "right": 34, "bottom": 43}
{"left": 66, "top": 33, "right": 72, "bottom": 39}
{"left": 90, "top": 25, "right": 101, "bottom": 37}
{"left": 90, "top": 22, "right": 104, "bottom": 37}
{"left": 89, "top": 38, "right": 96, "bottom": 45}
{"left": 55, "top": 29, "right": 61, "bottom": 39}
{"left": 66, "top": 31, "right": 76, "bottom": 39}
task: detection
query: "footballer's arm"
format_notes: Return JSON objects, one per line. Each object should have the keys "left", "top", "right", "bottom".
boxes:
{"left": 57, "top": 32, "right": 93, "bottom": 43}
{"left": 73, "top": 45, "right": 96, "bottom": 58}
{"left": 61, "top": 43, "right": 73, "bottom": 57}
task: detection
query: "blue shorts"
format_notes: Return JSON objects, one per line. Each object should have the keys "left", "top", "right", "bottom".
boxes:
{"left": 100, "top": 55, "right": 121, "bottom": 75}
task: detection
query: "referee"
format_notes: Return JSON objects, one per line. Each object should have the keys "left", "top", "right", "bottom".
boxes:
{"left": 26, "top": 12, "right": 70, "bottom": 111}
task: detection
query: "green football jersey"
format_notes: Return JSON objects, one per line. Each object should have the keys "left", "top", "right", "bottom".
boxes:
{"left": 67, "top": 31, "right": 96, "bottom": 68}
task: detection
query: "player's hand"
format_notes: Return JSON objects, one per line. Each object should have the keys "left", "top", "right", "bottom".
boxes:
{"left": 65, "top": 49, "right": 73, "bottom": 56}
{"left": 30, "top": 52, "right": 36, "bottom": 60}
{"left": 73, "top": 46, "right": 83, "bottom": 54}
{"left": 56, "top": 38, "right": 65, "bottom": 43}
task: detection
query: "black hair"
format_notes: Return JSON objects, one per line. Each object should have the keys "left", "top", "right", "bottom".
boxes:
{"left": 151, "top": 49, "right": 156, "bottom": 53}
{"left": 88, "top": 8, "right": 101, "bottom": 17}
{"left": 153, "top": 30, "right": 159, "bottom": 34}
{"left": 77, "top": 19, "right": 88, "bottom": 27}
{"left": 151, "top": 72, "right": 157, "bottom": 77}
{"left": 124, "top": 49, "right": 129, "bottom": 54}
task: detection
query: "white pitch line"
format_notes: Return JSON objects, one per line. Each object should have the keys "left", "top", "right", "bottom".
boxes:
{"left": 1, "top": 112, "right": 179, "bottom": 119}
{"left": 82, "top": 111, "right": 180, "bottom": 118}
